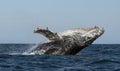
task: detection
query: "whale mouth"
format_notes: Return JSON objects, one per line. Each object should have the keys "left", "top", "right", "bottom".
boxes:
{"left": 94, "top": 26, "right": 105, "bottom": 37}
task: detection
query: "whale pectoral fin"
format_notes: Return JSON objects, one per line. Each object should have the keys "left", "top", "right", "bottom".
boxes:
{"left": 34, "top": 27, "right": 61, "bottom": 41}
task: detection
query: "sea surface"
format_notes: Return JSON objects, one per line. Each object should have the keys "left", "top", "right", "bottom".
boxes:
{"left": 0, "top": 44, "right": 120, "bottom": 71}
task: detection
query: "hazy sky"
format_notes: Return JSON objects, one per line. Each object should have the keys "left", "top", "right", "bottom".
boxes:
{"left": 0, "top": 0, "right": 120, "bottom": 44}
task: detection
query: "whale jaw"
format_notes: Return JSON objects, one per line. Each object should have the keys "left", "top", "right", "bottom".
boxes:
{"left": 30, "top": 26, "right": 104, "bottom": 55}
{"left": 57, "top": 26, "right": 104, "bottom": 55}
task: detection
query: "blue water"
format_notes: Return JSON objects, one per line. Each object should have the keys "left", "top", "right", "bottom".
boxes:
{"left": 0, "top": 44, "right": 120, "bottom": 71}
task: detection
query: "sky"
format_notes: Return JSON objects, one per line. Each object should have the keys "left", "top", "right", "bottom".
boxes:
{"left": 0, "top": 0, "right": 120, "bottom": 44}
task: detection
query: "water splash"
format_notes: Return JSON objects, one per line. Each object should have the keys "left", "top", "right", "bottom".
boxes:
{"left": 22, "top": 41, "right": 47, "bottom": 55}
{"left": 22, "top": 44, "right": 38, "bottom": 55}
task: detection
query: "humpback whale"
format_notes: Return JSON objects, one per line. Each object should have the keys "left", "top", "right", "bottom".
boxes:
{"left": 30, "top": 26, "right": 104, "bottom": 55}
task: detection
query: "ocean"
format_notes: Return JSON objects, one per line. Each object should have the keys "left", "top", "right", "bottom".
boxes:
{"left": 0, "top": 44, "right": 120, "bottom": 71}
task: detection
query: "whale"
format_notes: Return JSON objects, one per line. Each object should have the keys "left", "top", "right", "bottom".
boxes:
{"left": 30, "top": 26, "right": 104, "bottom": 55}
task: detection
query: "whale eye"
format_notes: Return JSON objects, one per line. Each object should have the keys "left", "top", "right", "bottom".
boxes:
{"left": 86, "top": 36, "right": 91, "bottom": 40}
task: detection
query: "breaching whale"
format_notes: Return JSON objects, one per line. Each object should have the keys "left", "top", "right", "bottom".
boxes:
{"left": 30, "top": 26, "right": 104, "bottom": 55}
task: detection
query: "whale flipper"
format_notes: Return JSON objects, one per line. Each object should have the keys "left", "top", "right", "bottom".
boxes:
{"left": 31, "top": 26, "right": 104, "bottom": 55}
{"left": 34, "top": 27, "right": 61, "bottom": 41}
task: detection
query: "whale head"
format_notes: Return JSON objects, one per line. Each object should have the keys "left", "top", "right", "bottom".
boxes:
{"left": 60, "top": 26, "right": 105, "bottom": 54}
{"left": 81, "top": 26, "right": 104, "bottom": 45}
